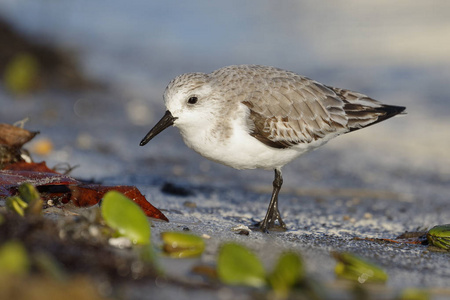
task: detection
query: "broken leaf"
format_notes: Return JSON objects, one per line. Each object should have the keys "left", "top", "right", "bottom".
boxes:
{"left": 217, "top": 243, "right": 266, "bottom": 288}
{"left": 101, "top": 191, "right": 151, "bottom": 245}
{"left": 0, "top": 123, "right": 38, "bottom": 148}
{"left": 161, "top": 232, "right": 205, "bottom": 258}
{"left": 355, "top": 231, "right": 428, "bottom": 246}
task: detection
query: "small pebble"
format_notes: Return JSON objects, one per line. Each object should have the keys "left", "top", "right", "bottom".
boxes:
{"left": 108, "top": 237, "right": 132, "bottom": 249}
{"left": 76, "top": 133, "right": 93, "bottom": 149}
{"left": 183, "top": 201, "right": 197, "bottom": 208}
{"left": 364, "top": 212, "right": 373, "bottom": 219}
{"left": 231, "top": 224, "right": 251, "bottom": 235}
{"left": 88, "top": 225, "right": 100, "bottom": 237}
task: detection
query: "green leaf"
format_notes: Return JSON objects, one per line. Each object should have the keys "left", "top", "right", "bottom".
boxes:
{"left": 427, "top": 224, "right": 450, "bottom": 250}
{"left": 161, "top": 232, "right": 205, "bottom": 258}
{"left": 398, "top": 288, "right": 430, "bottom": 300}
{"left": 268, "top": 251, "right": 304, "bottom": 296}
{"left": 7, "top": 183, "right": 43, "bottom": 217}
{"left": 3, "top": 52, "right": 40, "bottom": 95}
{"left": 101, "top": 191, "right": 151, "bottom": 245}
{"left": 217, "top": 243, "right": 266, "bottom": 288}
{"left": 22, "top": 182, "right": 44, "bottom": 216}
{"left": 6, "top": 196, "right": 28, "bottom": 217}
{"left": 0, "top": 240, "right": 30, "bottom": 276}
{"left": 333, "top": 252, "right": 388, "bottom": 284}
{"left": 18, "top": 183, "right": 41, "bottom": 203}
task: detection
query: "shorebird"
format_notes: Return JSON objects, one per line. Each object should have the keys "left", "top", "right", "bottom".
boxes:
{"left": 140, "top": 65, "right": 405, "bottom": 232}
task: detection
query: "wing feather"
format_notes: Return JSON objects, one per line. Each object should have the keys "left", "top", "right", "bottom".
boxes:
{"left": 242, "top": 74, "right": 347, "bottom": 148}
{"left": 211, "top": 65, "right": 405, "bottom": 149}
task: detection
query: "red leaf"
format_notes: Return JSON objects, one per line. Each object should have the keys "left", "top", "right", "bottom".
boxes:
{"left": 4, "top": 161, "right": 59, "bottom": 173}
{"left": 69, "top": 184, "right": 168, "bottom": 221}
{"left": 1, "top": 161, "right": 169, "bottom": 222}
{"left": 1, "top": 162, "right": 79, "bottom": 188}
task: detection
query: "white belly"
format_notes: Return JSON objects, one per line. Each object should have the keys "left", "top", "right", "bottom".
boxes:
{"left": 178, "top": 117, "right": 329, "bottom": 170}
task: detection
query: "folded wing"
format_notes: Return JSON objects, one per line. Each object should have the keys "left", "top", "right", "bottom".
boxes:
{"left": 243, "top": 75, "right": 405, "bottom": 149}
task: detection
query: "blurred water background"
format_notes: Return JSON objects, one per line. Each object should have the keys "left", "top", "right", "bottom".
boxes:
{"left": 0, "top": 0, "right": 449, "bottom": 201}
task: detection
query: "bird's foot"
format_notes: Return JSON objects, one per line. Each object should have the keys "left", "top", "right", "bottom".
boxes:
{"left": 252, "top": 212, "right": 287, "bottom": 233}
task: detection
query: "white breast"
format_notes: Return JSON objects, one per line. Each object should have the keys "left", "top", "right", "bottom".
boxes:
{"left": 177, "top": 104, "right": 330, "bottom": 170}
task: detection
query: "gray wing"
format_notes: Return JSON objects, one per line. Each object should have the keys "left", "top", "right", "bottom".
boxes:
{"left": 242, "top": 75, "right": 404, "bottom": 149}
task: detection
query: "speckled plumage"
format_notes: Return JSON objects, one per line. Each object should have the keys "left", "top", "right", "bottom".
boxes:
{"left": 141, "top": 65, "right": 406, "bottom": 231}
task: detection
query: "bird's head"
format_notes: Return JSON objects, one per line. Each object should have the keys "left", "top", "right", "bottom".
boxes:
{"left": 140, "top": 72, "right": 216, "bottom": 146}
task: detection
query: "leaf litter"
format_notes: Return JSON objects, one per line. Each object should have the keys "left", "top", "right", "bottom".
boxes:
{"left": 0, "top": 122, "right": 169, "bottom": 298}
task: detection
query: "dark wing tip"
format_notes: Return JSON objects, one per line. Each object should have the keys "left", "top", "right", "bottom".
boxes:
{"left": 377, "top": 104, "right": 406, "bottom": 122}
{"left": 383, "top": 104, "right": 406, "bottom": 115}
{"left": 347, "top": 104, "right": 406, "bottom": 132}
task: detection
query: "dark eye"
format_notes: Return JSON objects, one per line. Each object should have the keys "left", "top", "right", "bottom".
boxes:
{"left": 188, "top": 96, "right": 198, "bottom": 104}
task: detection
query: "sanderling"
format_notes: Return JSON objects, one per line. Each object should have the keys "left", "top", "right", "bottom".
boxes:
{"left": 140, "top": 65, "right": 405, "bottom": 232}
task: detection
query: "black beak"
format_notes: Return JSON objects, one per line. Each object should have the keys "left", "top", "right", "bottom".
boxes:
{"left": 140, "top": 110, "right": 177, "bottom": 146}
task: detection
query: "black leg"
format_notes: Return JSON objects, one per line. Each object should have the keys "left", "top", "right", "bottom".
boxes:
{"left": 259, "top": 168, "right": 287, "bottom": 233}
